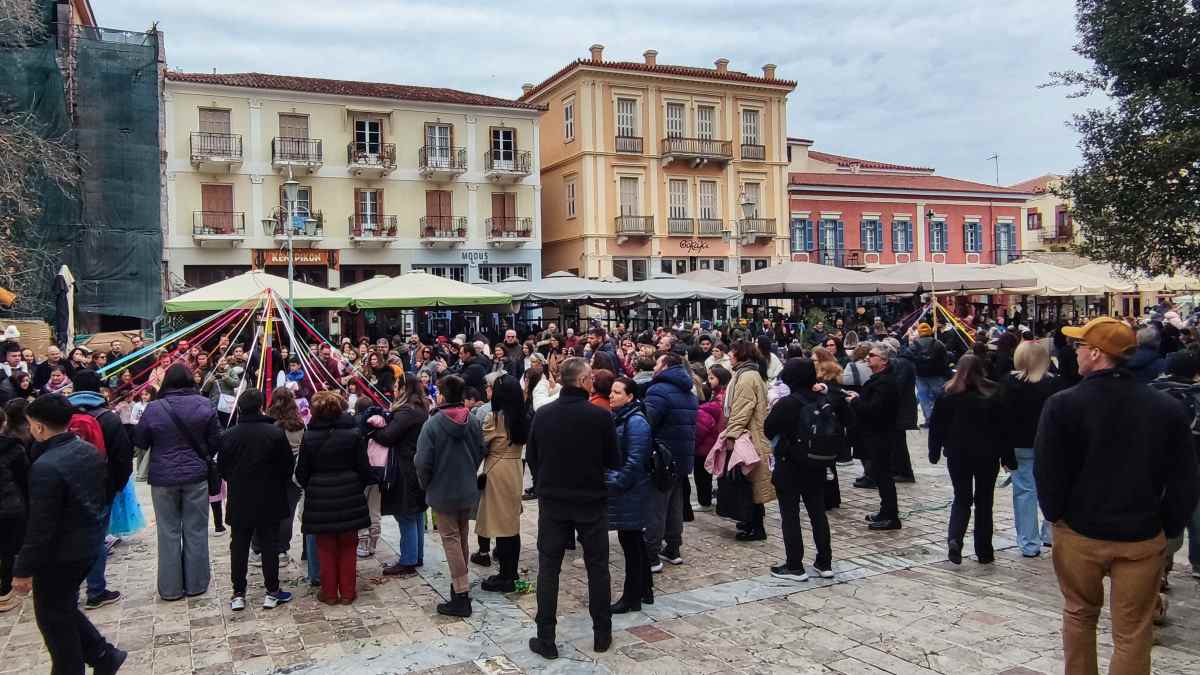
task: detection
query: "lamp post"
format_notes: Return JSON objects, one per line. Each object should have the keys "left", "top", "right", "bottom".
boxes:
{"left": 283, "top": 168, "right": 300, "bottom": 338}
{"left": 925, "top": 208, "right": 938, "bottom": 332}
{"left": 723, "top": 190, "right": 757, "bottom": 318}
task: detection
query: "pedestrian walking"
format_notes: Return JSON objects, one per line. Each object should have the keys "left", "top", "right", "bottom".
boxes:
{"left": 1148, "top": 350, "right": 1200, "bottom": 585}
{"left": 882, "top": 337, "right": 917, "bottom": 483}
{"left": 134, "top": 363, "right": 218, "bottom": 601}
{"left": 526, "top": 357, "right": 619, "bottom": 659}
{"left": 607, "top": 376, "right": 653, "bottom": 613}
{"left": 13, "top": 394, "right": 125, "bottom": 674}
{"left": 296, "top": 390, "right": 371, "bottom": 605}
{"left": 477, "top": 374, "right": 528, "bottom": 593}
{"left": 851, "top": 343, "right": 902, "bottom": 530}
{"left": 376, "top": 373, "right": 430, "bottom": 576}
{"left": 415, "top": 374, "right": 486, "bottom": 617}
{"left": 218, "top": 389, "right": 295, "bottom": 611}
{"left": 1036, "top": 317, "right": 1198, "bottom": 674}
{"left": 0, "top": 407, "right": 29, "bottom": 613}
{"left": 642, "top": 352, "right": 697, "bottom": 567}
{"left": 907, "top": 323, "right": 950, "bottom": 426}
{"left": 721, "top": 341, "right": 774, "bottom": 541}
{"left": 928, "top": 354, "right": 1013, "bottom": 564}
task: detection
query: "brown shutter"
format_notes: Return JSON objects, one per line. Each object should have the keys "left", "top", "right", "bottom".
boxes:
{"left": 439, "top": 190, "right": 451, "bottom": 217}
{"left": 426, "top": 191, "right": 440, "bottom": 217}
{"left": 491, "top": 193, "right": 505, "bottom": 223}
{"left": 504, "top": 193, "right": 516, "bottom": 219}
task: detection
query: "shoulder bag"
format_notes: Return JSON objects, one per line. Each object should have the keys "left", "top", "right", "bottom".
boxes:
{"left": 161, "top": 398, "right": 221, "bottom": 496}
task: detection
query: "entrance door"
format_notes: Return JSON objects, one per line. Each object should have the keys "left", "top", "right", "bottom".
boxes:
{"left": 426, "top": 124, "right": 451, "bottom": 167}
{"left": 491, "top": 128, "right": 515, "bottom": 169}
{"left": 201, "top": 184, "right": 234, "bottom": 233}
{"left": 354, "top": 119, "right": 382, "bottom": 157}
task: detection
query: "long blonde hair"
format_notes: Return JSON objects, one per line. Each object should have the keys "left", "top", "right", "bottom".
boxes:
{"left": 810, "top": 346, "right": 843, "bottom": 383}
{"left": 1013, "top": 340, "right": 1050, "bottom": 383}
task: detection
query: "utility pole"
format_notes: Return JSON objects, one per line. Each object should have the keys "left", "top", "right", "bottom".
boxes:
{"left": 987, "top": 153, "right": 1000, "bottom": 186}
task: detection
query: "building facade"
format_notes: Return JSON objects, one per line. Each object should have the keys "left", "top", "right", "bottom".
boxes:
{"left": 787, "top": 139, "right": 1034, "bottom": 267}
{"left": 1010, "top": 174, "right": 1076, "bottom": 252}
{"left": 162, "top": 72, "right": 544, "bottom": 299}
{"left": 521, "top": 45, "right": 796, "bottom": 280}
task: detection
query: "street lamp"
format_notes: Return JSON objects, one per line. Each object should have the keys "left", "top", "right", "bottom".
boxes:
{"left": 723, "top": 190, "right": 757, "bottom": 317}
{"left": 283, "top": 168, "right": 299, "bottom": 338}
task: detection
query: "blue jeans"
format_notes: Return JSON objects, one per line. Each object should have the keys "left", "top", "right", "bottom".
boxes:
{"left": 396, "top": 512, "right": 425, "bottom": 566}
{"left": 1011, "top": 447, "right": 1052, "bottom": 556}
{"left": 305, "top": 535, "right": 320, "bottom": 584}
{"left": 85, "top": 510, "right": 112, "bottom": 601}
{"left": 915, "top": 376, "right": 946, "bottom": 424}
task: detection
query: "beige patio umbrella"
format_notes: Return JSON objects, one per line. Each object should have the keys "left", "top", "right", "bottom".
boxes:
{"left": 738, "top": 261, "right": 917, "bottom": 294}
{"left": 351, "top": 270, "right": 512, "bottom": 309}
{"left": 164, "top": 270, "right": 351, "bottom": 312}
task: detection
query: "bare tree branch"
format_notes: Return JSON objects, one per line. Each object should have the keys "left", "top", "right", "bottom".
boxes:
{"left": 0, "top": 0, "right": 47, "bottom": 47}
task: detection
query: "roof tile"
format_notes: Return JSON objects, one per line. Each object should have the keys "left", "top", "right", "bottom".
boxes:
{"left": 808, "top": 150, "right": 933, "bottom": 173}
{"left": 790, "top": 172, "right": 1032, "bottom": 195}
{"left": 520, "top": 59, "right": 796, "bottom": 101}
{"left": 1008, "top": 174, "right": 1061, "bottom": 194}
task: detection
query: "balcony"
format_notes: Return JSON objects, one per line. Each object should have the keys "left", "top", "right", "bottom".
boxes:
{"left": 738, "top": 217, "right": 776, "bottom": 242}
{"left": 486, "top": 216, "right": 533, "bottom": 249}
{"left": 264, "top": 208, "right": 324, "bottom": 245}
{"left": 661, "top": 137, "right": 733, "bottom": 167}
{"left": 813, "top": 249, "right": 867, "bottom": 268}
{"left": 614, "top": 215, "right": 653, "bottom": 244}
{"left": 667, "top": 218, "right": 695, "bottom": 236}
{"left": 348, "top": 214, "right": 399, "bottom": 246}
{"left": 740, "top": 143, "right": 766, "bottom": 161}
{"left": 1041, "top": 225, "right": 1074, "bottom": 247}
{"left": 271, "top": 137, "right": 322, "bottom": 173}
{"left": 191, "top": 211, "right": 245, "bottom": 246}
{"left": 483, "top": 151, "right": 532, "bottom": 183}
{"left": 346, "top": 143, "right": 396, "bottom": 177}
{"left": 189, "top": 132, "right": 242, "bottom": 172}
{"left": 976, "top": 249, "right": 1025, "bottom": 265}
{"left": 418, "top": 146, "right": 467, "bottom": 181}
{"left": 615, "top": 135, "right": 643, "bottom": 154}
{"left": 698, "top": 218, "right": 724, "bottom": 237}
{"left": 420, "top": 216, "right": 468, "bottom": 248}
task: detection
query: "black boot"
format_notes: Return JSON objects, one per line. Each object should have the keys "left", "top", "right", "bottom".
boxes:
{"left": 735, "top": 528, "right": 767, "bottom": 541}
{"left": 948, "top": 539, "right": 963, "bottom": 565}
{"left": 594, "top": 629, "right": 612, "bottom": 653}
{"left": 529, "top": 636, "right": 558, "bottom": 660}
{"left": 610, "top": 596, "right": 641, "bottom": 614}
{"left": 436, "top": 590, "right": 472, "bottom": 617}
{"left": 481, "top": 574, "right": 516, "bottom": 593}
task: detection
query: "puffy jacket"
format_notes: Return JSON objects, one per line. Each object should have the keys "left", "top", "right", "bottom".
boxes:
{"left": 218, "top": 413, "right": 295, "bottom": 528}
{"left": 643, "top": 364, "right": 699, "bottom": 473}
{"left": 295, "top": 414, "right": 371, "bottom": 534}
{"left": 1127, "top": 347, "right": 1166, "bottom": 384}
{"left": 375, "top": 403, "right": 429, "bottom": 517}
{"left": 694, "top": 389, "right": 725, "bottom": 459}
{"left": 0, "top": 434, "right": 29, "bottom": 520}
{"left": 998, "top": 374, "right": 1063, "bottom": 449}
{"left": 889, "top": 355, "right": 919, "bottom": 430}
{"left": 14, "top": 433, "right": 107, "bottom": 577}
{"left": 134, "top": 388, "right": 221, "bottom": 487}
{"left": 69, "top": 390, "right": 134, "bottom": 503}
{"left": 415, "top": 405, "right": 486, "bottom": 513}
{"left": 606, "top": 404, "right": 652, "bottom": 531}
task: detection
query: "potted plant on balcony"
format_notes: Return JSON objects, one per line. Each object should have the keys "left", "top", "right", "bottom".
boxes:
{"left": 456, "top": 226, "right": 467, "bottom": 238}
{"left": 423, "top": 225, "right": 435, "bottom": 237}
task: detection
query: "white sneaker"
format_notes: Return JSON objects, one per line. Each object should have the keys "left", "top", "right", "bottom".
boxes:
{"left": 815, "top": 568, "right": 835, "bottom": 579}
{"left": 263, "top": 590, "right": 292, "bottom": 609}
{"left": 356, "top": 546, "right": 373, "bottom": 558}
{"left": 230, "top": 595, "right": 246, "bottom": 611}
{"left": 650, "top": 562, "right": 664, "bottom": 574}
{"left": 1192, "top": 568, "right": 1200, "bottom": 579}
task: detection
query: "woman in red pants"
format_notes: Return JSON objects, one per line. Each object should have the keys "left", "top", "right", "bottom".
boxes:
{"left": 295, "top": 390, "right": 371, "bottom": 604}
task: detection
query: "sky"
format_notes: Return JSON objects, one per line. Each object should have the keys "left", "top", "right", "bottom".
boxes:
{"left": 96, "top": 0, "right": 1102, "bottom": 186}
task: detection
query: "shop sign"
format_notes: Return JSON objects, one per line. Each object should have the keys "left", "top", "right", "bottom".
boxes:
{"left": 460, "top": 250, "right": 490, "bottom": 267}
{"left": 679, "top": 239, "right": 711, "bottom": 253}
{"left": 262, "top": 248, "right": 330, "bottom": 266}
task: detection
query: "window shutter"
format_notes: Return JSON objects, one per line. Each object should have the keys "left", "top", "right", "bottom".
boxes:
{"left": 992, "top": 222, "right": 999, "bottom": 255}
{"left": 491, "top": 192, "right": 504, "bottom": 219}
{"left": 860, "top": 221, "right": 868, "bottom": 251}
{"left": 504, "top": 193, "right": 516, "bottom": 219}
{"left": 425, "top": 191, "right": 439, "bottom": 217}
{"left": 906, "top": 221, "right": 914, "bottom": 252}
{"left": 440, "top": 191, "right": 452, "bottom": 218}
{"left": 354, "top": 189, "right": 363, "bottom": 220}
{"left": 806, "top": 220, "right": 816, "bottom": 252}
{"left": 835, "top": 220, "right": 844, "bottom": 250}
{"left": 874, "top": 221, "right": 884, "bottom": 252}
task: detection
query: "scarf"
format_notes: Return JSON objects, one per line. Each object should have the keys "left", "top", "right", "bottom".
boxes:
{"left": 724, "top": 361, "right": 760, "bottom": 419}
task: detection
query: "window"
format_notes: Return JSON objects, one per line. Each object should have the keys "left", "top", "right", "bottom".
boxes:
{"left": 668, "top": 179, "right": 688, "bottom": 218}
{"left": 353, "top": 118, "right": 381, "bottom": 155}
{"left": 818, "top": 219, "right": 843, "bottom": 256}
{"left": 200, "top": 184, "right": 235, "bottom": 233}
{"left": 612, "top": 258, "right": 649, "bottom": 281}
{"left": 478, "top": 264, "right": 531, "bottom": 283}
{"left": 616, "top": 98, "right": 637, "bottom": 138}
{"left": 741, "top": 109, "right": 760, "bottom": 145}
{"left": 563, "top": 98, "right": 575, "bottom": 142}
{"left": 280, "top": 186, "right": 312, "bottom": 229}
{"left": 740, "top": 258, "right": 769, "bottom": 274}
{"left": 278, "top": 114, "right": 307, "bottom": 139}
{"left": 696, "top": 258, "right": 726, "bottom": 271}
{"left": 994, "top": 222, "right": 1017, "bottom": 263}
{"left": 964, "top": 220, "right": 982, "bottom": 252}
{"left": 490, "top": 128, "right": 516, "bottom": 168}
{"left": 696, "top": 106, "right": 715, "bottom": 140}
{"left": 425, "top": 190, "right": 453, "bottom": 229}
{"left": 698, "top": 181, "right": 718, "bottom": 219}
{"left": 1055, "top": 209, "right": 1071, "bottom": 237}
{"left": 892, "top": 219, "right": 913, "bottom": 252}
{"left": 491, "top": 192, "right": 516, "bottom": 230}
{"left": 929, "top": 219, "right": 947, "bottom": 253}
{"left": 619, "top": 177, "right": 640, "bottom": 216}
{"left": 565, "top": 179, "right": 576, "bottom": 218}
{"left": 413, "top": 265, "right": 465, "bottom": 282}
{"left": 660, "top": 258, "right": 690, "bottom": 276}
{"left": 742, "top": 182, "right": 760, "bottom": 217}
{"left": 355, "top": 189, "right": 381, "bottom": 232}
{"left": 425, "top": 123, "right": 452, "bottom": 167}
{"left": 666, "top": 102, "right": 685, "bottom": 138}
{"left": 861, "top": 218, "right": 883, "bottom": 252}
{"left": 791, "top": 218, "right": 814, "bottom": 252}
{"left": 1027, "top": 212, "right": 1042, "bottom": 230}
{"left": 199, "top": 108, "right": 230, "bottom": 134}
{"left": 184, "top": 265, "right": 250, "bottom": 289}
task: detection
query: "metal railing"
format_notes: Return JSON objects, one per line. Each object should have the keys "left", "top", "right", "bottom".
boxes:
{"left": 978, "top": 249, "right": 1025, "bottom": 265}
{"left": 614, "top": 215, "right": 653, "bottom": 235}
{"left": 698, "top": 218, "right": 724, "bottom": 237}
{"left": 420, "top": 216, "right": 469, "bottom": 238}
{"left": 346, "top": 143, "right": 396, "bottom": 168}
{"left": 190, "top": 132, "right": 242, "bottom": 161}
{"left": 667, "top": 217, "right": 695, "bottom": 236}
{"left": 418, "top": 146, "right": 467, "bottom": 172}
{"left": 740, "top": 143, "right": 765, "bottom": 161}
{"left": 486, "top": 217, "right": 533, "bottom": 237}
{"left": 192, "top": 211, "right": 245, "bottom": 235}
{"left": 484, "top": 150, "right": 532, "bottom": 174}
{"left": 813, "top": 248, "right": 867, "bottom": 268}
{"left": 615, "top": 135, "right": 643, "bottom": 153}
{"left": 348, "top": 214, "right": 398, "bottom": 238}
{"left": 738, "top": 217, "right": 776, "bottom": 236}
{"left": 271, "top": 137, "right": 322, "bottom": 164}
{"left": 266, "top": 209, "right": 324, "bottom": 237}
{"left": 661, "top": 137, "right": 732, "bottom": 159}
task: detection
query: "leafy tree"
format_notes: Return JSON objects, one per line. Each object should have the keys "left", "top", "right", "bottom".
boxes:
{"left": 1053, "top": 0, "right": 1200, "bottom": 276}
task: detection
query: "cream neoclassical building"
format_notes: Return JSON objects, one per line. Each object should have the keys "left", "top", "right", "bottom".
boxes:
{"left": 520, "top": 45, "right": 795, "bottom": 280}
{"left": 163, "top": 71, "right": 544, "bottom": 299}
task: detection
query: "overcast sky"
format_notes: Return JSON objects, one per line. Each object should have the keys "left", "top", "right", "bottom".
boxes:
{"left": 97, "top": 0, "right": 1099, "bottom": 186}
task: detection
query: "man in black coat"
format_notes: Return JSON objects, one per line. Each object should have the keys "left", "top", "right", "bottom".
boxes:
{"left": 884, "top": 337, "right": 918, "bottom": 483}
{"left": 849, "top": 343, "right": 903, "bottom": 530}
{"left": 13, "top": 394, "right": 124, "bottom": 674}
{"left": 456, "top": 343, "right": 488, "bottom": 393}
{"left": 218, "top": 389, "right": 296, "bottom": 611}
{"left": 526, "top": 357, "right": 620, "bottom": 660}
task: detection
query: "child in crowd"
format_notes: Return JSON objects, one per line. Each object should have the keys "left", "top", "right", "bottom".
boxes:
{"left": 131, "top": 387, "right": 154, "bottom": 479}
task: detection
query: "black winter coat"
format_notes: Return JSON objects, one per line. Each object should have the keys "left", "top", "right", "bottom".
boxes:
{"left": 295, "top": 414, "right": 371, "bottom": 534}
{"left": 527, "top": 387, "right": 620, "bottom": 511}
{"left": 375, "top": 403, "right": 429, "bottom": 517}
{"left": 890, "top": 356, "right": 919, "bottom": 430}
{"left": 928, "top": 390, "right": 1014, "bottom": 468}
{"left": 218, "top": 414, "right": 296, "bottom": 528}
{"left": 0, "top": 434, "right": 29, "bottom": 520}
{"left": 998, "top": 374, "right": 1063, "bottom": 450}
{"left": 851, "top": 365, "right": 900, "bottom": 458}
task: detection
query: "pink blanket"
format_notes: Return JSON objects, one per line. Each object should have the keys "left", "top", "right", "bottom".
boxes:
{"left": 704, "top": 432, "right": 760, "bottom": 478}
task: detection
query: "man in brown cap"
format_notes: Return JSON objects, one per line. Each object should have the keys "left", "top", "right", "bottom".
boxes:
{"left": 1035, "top": 316, "right": 1198, "bottom": 674}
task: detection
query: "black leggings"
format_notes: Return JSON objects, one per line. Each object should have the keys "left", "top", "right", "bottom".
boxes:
{"left": 0, "top": 552, "right": 13, "bottom": 596}
{"left": 617, "top": 530, "right": 650, "bottom": 602}
{"left": 477, "top": 535, "right": 490, "bottom": 554}
{"left": 693, "top": 462, "right": 713, "bottom": 507}
{"left": 493, "top": 535, "right": 520, "bottom": 580}
{"left": 210, "top": 501, "right": 225, "bottom": 532}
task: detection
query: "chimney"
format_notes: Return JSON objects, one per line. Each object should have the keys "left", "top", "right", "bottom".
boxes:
{"left": 521, "top": 83, "right": 534, "bottom": 95}
{"left": 762, "top": 63, "right": 777, "bottom": 80}
{"left": 714, "top": 58, "right": 729, "bottom": 73}
{"left": 643, "top": 49, "right": 658, "bottom": 66}
{"left": 589, "top": 44, "right": 605, "bottom": 63}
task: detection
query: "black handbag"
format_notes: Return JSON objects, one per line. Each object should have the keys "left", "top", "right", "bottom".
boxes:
{"left": 161, "top": 398, "right": 221, "bottom": 496}
{"left": 715, "top": 447, "right": 754, "bottom": 523}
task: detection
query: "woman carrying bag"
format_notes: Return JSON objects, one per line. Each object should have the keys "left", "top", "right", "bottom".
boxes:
{"left": 476, "top": 375, "right": 528, "bottom": 593}
{"left": 719, "top": 341, "right": 775, "bottom": 541}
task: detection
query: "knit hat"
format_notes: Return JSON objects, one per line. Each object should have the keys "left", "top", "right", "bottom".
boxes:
{"left": 917, "top": 323, "right": 933, "bottom": 337}
{"left": 779, "top": 357, "right": 816, "bottom": 391}
{"left": 71, "top": 369, "right": 103, "bottom": 393}
{"left": 1061, "top": 316, "right": 1136, "bottom": 358}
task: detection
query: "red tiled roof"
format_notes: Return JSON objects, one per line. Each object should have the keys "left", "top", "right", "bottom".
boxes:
{"left": 520, "top": 59, "right": 796, "bottom": 101}
{"left": 790, "top": 172, "right": 1032, "bottom": 195}
{"left": 807, "top": 150, "right": 933, "bottom": 173}
{"left": 165, "top": 71, "right": 545, "bottom": 111}
{"left": 1008, "top": 174, "right": 1061, "bottom": 194}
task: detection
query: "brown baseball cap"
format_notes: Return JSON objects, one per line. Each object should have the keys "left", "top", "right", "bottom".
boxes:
{"left": 1061, "top": 316, "right": 1136, "bottom": 357}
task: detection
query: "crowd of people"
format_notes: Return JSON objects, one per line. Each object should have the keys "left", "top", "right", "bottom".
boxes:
{"left": 0, "top": 300, "right": 1198, "bottom": 670}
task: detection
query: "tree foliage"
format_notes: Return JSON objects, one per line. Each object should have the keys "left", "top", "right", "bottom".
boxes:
{"left": 1053, "top": 0, "right": 1200, "bottom": 276}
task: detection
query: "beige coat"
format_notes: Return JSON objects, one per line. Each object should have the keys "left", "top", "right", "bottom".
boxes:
{"left": 476, "top": 412, "right": 524, "bottom": 537}
{"left": 720, "top": 365, "right": 775, "bottom": 505}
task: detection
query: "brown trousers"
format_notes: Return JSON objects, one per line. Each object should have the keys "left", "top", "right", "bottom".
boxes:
{"left": 1052, "top": 522, "right": 1166, "bottom": 675}
{"left": 434, "top": 509, "right": 472, "bottom": 594}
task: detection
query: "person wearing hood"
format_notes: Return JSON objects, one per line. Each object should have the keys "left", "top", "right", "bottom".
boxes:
{"left": 721, "top": 340, "right": 775, "bottom": 541}
{"left": 415, "top": 374, "right": 486, "bottom": 618}
{"left": 642, "top": 352, "right": 698, "bottom": 568}
{"left": 1127, "top": 327, "right": 1166, "bottom": 383}
{"left": 68, "top": 370, "right": 134, "bottom": 611}
{"left": 212, "top": 364, "right": 245, "bottom": 427}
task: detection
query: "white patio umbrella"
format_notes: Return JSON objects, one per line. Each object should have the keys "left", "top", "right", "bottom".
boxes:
{"left": 996, "top": 260, "right": 1135, "bottom": 296}
{"left": 864, "top": 261, "right": 1037, "bottom": 292}
{"left": 164, "top": 270, "right": 351, "bottom": 312}
{"left": 489, "top": 271, "right": 641, "bottom": 302}
{"left": 677, "top": 269, "right": 740, "bottom": 289}
{"left": 627, "top": 273, "right": 743, "bottom": 302}
{"left": 738, "top": 261, "right": 918, "bottom": 295}
{"left": 1076, "top": 262, "right": 1200, "bottom": 293}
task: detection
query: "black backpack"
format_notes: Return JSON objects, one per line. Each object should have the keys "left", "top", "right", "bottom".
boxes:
{"left": 619, "top": 409, "right": 676, "bottom": 492}
{"left": 910, "top": 339, "right": 946, "bottom": 377}
{"left": 1149, "top": 380, "right": 1200, "bottom": 438}
{"left": 794, "top": 393, "right": 845, "bottom": 465}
